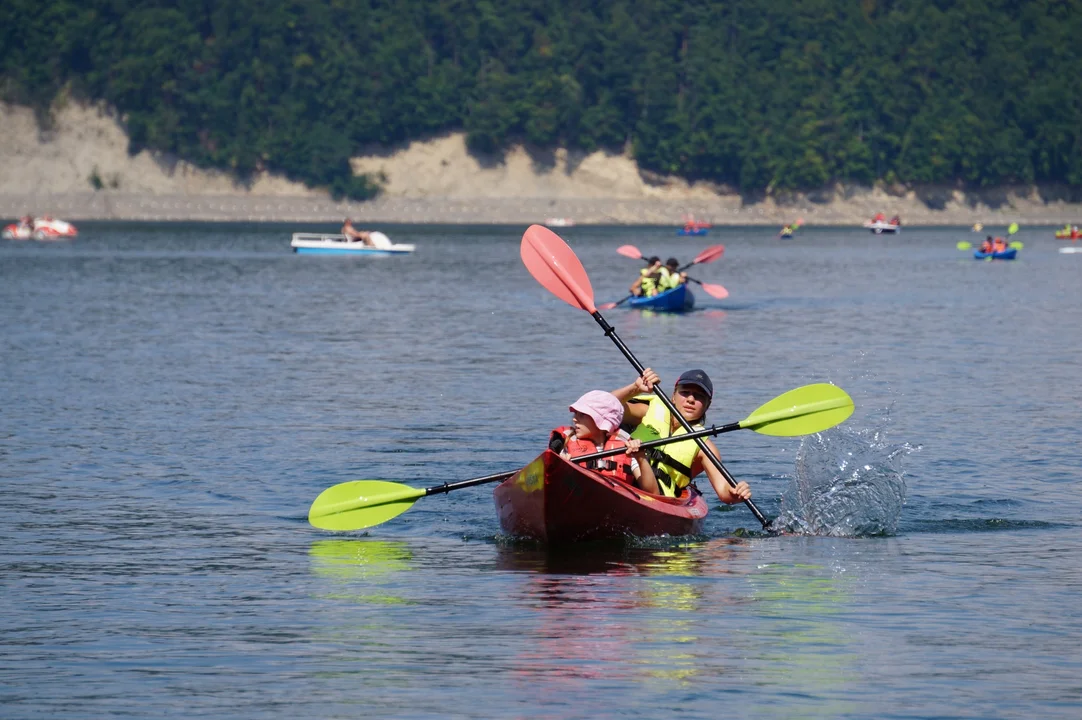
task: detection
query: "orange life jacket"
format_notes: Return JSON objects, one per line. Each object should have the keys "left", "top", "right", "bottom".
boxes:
{"left": 549, "top": 426, "right": 634, "bottom": 484}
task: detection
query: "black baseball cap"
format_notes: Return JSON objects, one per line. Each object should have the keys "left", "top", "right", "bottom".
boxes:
{"left": 675, "top": 369, "right": 713, "bottom": 399}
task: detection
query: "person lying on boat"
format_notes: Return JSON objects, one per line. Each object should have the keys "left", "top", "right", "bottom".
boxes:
{"left": 548, "top": 390, "right": 657, "bottom": 489}
{"left": 629, "top": 256, "right": 663, "bottom": 297}
{"left": 657, "top": 258, "right": 687, "bottom": 291}
{"left": 979, "top": 236, "right": 995, "bottom": 253}
{"left": 611, "top": 368, "right": 753, "bottom": 504}
{"left": 341, "top": 218, "right": 375, "bottom": 246}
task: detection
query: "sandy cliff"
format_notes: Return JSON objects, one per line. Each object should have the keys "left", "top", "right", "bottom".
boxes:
{"left": 2, "top": 100, "right": 1079, "bottom": 225}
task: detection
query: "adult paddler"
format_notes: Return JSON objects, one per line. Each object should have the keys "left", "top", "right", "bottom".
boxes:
{"left": 656, "top": 258, "right": 686, "bottom": 292}
{"left": 630, "top": 256, "right": 663, "bottom": 297}
{"left": 611, "top": 368, "right": 752, "bottom": 505}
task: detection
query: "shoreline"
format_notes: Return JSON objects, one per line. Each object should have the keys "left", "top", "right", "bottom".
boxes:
{"left": 3, "top": 191, "right": 1081, "bottom": 226}
{"left": 5, "top": 102, "right": 1082, "bottom": 226}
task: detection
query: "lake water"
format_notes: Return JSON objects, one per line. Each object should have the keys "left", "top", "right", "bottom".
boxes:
{"left": 2, "top": 222, "right": 1080, "bottom": 718}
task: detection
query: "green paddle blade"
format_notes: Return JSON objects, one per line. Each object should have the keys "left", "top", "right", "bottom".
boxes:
{"left": 308, "top": 480, "right": 426, "bottom": 531}
{"left": 957, "top": 241, "right": 973, "bottom": 250}
{"left": 1009, "top": 241, "right": 1024, "bottom": 249}
{"left": 739, "top": 383, "right": 854, "bottom": 436}
{"left": 1008, "top": 222, "right": 1019, "bottom": 235}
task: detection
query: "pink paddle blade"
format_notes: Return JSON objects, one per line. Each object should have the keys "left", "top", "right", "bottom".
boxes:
{"left": 691, "top": 244, "right": 725, "bottom": 265}
{"left": 520, "top": 225, "right": 596, "bottom": 312}
{"left": 700, "top": 282, "right": 729, "bottom": 299}
{"left": 616, "top": 245, "right": 643, "bottom": 260}
{"left": 598, "top": 301, "right": 618, "bottom": 310}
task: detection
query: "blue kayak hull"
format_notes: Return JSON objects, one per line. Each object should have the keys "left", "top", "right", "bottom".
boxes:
{"left": 627, "top": 285, "right": 695, "bottom": 312}
{"left": 974, "top": 248, "right": 1017, "bottom": 260}
{"left": 677, "top": 228, "right": 709, "bottom": 236}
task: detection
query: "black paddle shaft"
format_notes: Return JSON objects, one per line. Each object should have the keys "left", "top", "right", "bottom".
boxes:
{"left": 590, "top": 311, "right": 771, "bottom": 528}
{"left": 418, "top": 422, "right": 743, "bottom": 497}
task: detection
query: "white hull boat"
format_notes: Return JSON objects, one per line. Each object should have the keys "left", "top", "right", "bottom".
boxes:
{"left": 290, "top": 231, "right": 415, "bottom": 255}
{"left": 3, "top": 217, "right": 78, "bottom": 241}
{"left": 864, "top": 221, "right": 900, "bottom": 234}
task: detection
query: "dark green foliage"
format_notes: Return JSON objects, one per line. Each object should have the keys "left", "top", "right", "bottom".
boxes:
{"left": 3, "top": 0, "right": 1080, "bottom": 196}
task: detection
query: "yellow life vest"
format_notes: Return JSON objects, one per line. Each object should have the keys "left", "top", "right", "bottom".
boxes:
{"left": 656, "top": 267, "right": 674, "bottom": 292}
{"left": 629, "top": 394, "right": 704, "bottom": 497}
{"left": 640, "top": 271, "right": 659, "bottom": 296}
{"left": 658, "top": 268, "right": 683, "bottom": 291}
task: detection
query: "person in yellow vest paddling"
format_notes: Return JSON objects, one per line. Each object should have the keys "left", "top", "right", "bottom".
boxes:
{"left": 656, "top": 258, "right": 687, "bottom": 292}
{"left": 610, "top": 368, "right": 752, "bottom": 504}
{"left": 629, "top": 256, "right": 663, "bottom": 297}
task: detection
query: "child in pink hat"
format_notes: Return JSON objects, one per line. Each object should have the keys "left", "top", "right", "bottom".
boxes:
{"left": 548, "top": 390, "right": 658, "bottom": 489}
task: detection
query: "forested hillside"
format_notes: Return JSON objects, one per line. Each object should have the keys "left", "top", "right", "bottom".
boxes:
{"left": 2, "top": 0, "right": 1080, "bottom": 199}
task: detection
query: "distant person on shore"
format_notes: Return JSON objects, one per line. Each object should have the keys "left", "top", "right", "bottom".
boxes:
{"left": 341, "top": 218, "right": 374, "bottom": 246}
{"left": 630, "top": 256, "right": 663, "bottom": 297}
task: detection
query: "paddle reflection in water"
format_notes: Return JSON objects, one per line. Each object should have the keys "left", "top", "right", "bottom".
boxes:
{"left": 494, "top": 539, "right": 748, "bottom": 687}
{"left": 308, "top": 539, "right": 414, "bottom": 605}
{"left": 745, "top": 555, "right": 861, "bottom": 714}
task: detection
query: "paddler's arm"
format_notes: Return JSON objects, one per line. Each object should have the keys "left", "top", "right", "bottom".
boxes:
{"left": 626, "top": 438, "right": 660, "bottom": 494}
{"left": 694, "top": 438, "right": 752, "bottom": 504}
{"left": 611, "top": 368, "right": 660, "bottom": 425}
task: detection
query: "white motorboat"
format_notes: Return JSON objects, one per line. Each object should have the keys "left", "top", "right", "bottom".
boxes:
{"left": 290, "top": 231, "right": 415, "bottom": 255}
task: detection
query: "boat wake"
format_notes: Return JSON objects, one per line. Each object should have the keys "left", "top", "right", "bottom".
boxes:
{"left": 770, "top": 420, "right": 917, "bottom": 537}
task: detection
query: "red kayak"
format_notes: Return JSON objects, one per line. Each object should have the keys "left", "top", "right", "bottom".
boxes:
{"left": 493, "top": 449, "right": 708, "bottom": 543}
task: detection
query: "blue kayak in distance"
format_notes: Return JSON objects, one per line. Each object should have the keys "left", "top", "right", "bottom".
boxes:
{"left": 974, "top": 248, "right": 1017, "bottom": 260}
{"left": 677, "top": 227, "right": 709, "bottom": 236}
{"left": 627, "top": 285, "right": 695, "bottom": 312}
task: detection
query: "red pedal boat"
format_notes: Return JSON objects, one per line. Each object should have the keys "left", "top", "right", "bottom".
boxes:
{"left": 493, "top": 449, "right": 708, "bottom": 544}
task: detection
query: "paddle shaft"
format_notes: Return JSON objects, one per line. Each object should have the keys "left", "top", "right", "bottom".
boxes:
{"left": 588, "top": 310, "right": 770, "bottom": 527}
{"left": 415, "top": 422, "right": 745, "bottom": 497}
{"left": 422, "top": 469, "right": 517, "bottom": 496}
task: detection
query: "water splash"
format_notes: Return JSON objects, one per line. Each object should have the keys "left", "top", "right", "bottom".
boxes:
{"left": 770, "top": 422, "right": 916, "bottom": 537}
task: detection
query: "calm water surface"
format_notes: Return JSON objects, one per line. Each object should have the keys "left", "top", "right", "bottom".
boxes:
{"left": 2, "top": 222, "right": 1080, "bottom": 718}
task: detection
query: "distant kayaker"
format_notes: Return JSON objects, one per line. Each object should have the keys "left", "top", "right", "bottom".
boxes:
{"left": 889, "top": 215, "right": 901, "bottom": 226}
{"left": 611, "top": 368, "right": 753, "bottom": 505}
{"left": 630, "top": 256, "right": 663, "bottom": 297}
{"left": 657, "top": 258, "right": 687, "bottom": 292}
{"left": 548, "top": 390, "right": 656, "bottom": 489}
{"left": 992, "top": 236, "right": 1007, "bottom": 252}
{"left": 341, "top": 218, "right": 375, "bottom": 246}
{"left": 980, "top": 236, "right": 994, "bottom": 253}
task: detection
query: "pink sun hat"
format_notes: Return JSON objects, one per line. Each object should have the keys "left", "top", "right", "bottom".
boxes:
{"left": 569, "top": 390, "right": 625, "bottom": 433}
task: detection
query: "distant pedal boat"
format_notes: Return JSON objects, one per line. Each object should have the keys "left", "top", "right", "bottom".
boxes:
{"left": 863, "top": 221, "right": 900, "bottom": 234}
{"left": 290, "top": 231, "right": 415, "bottom": 255}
